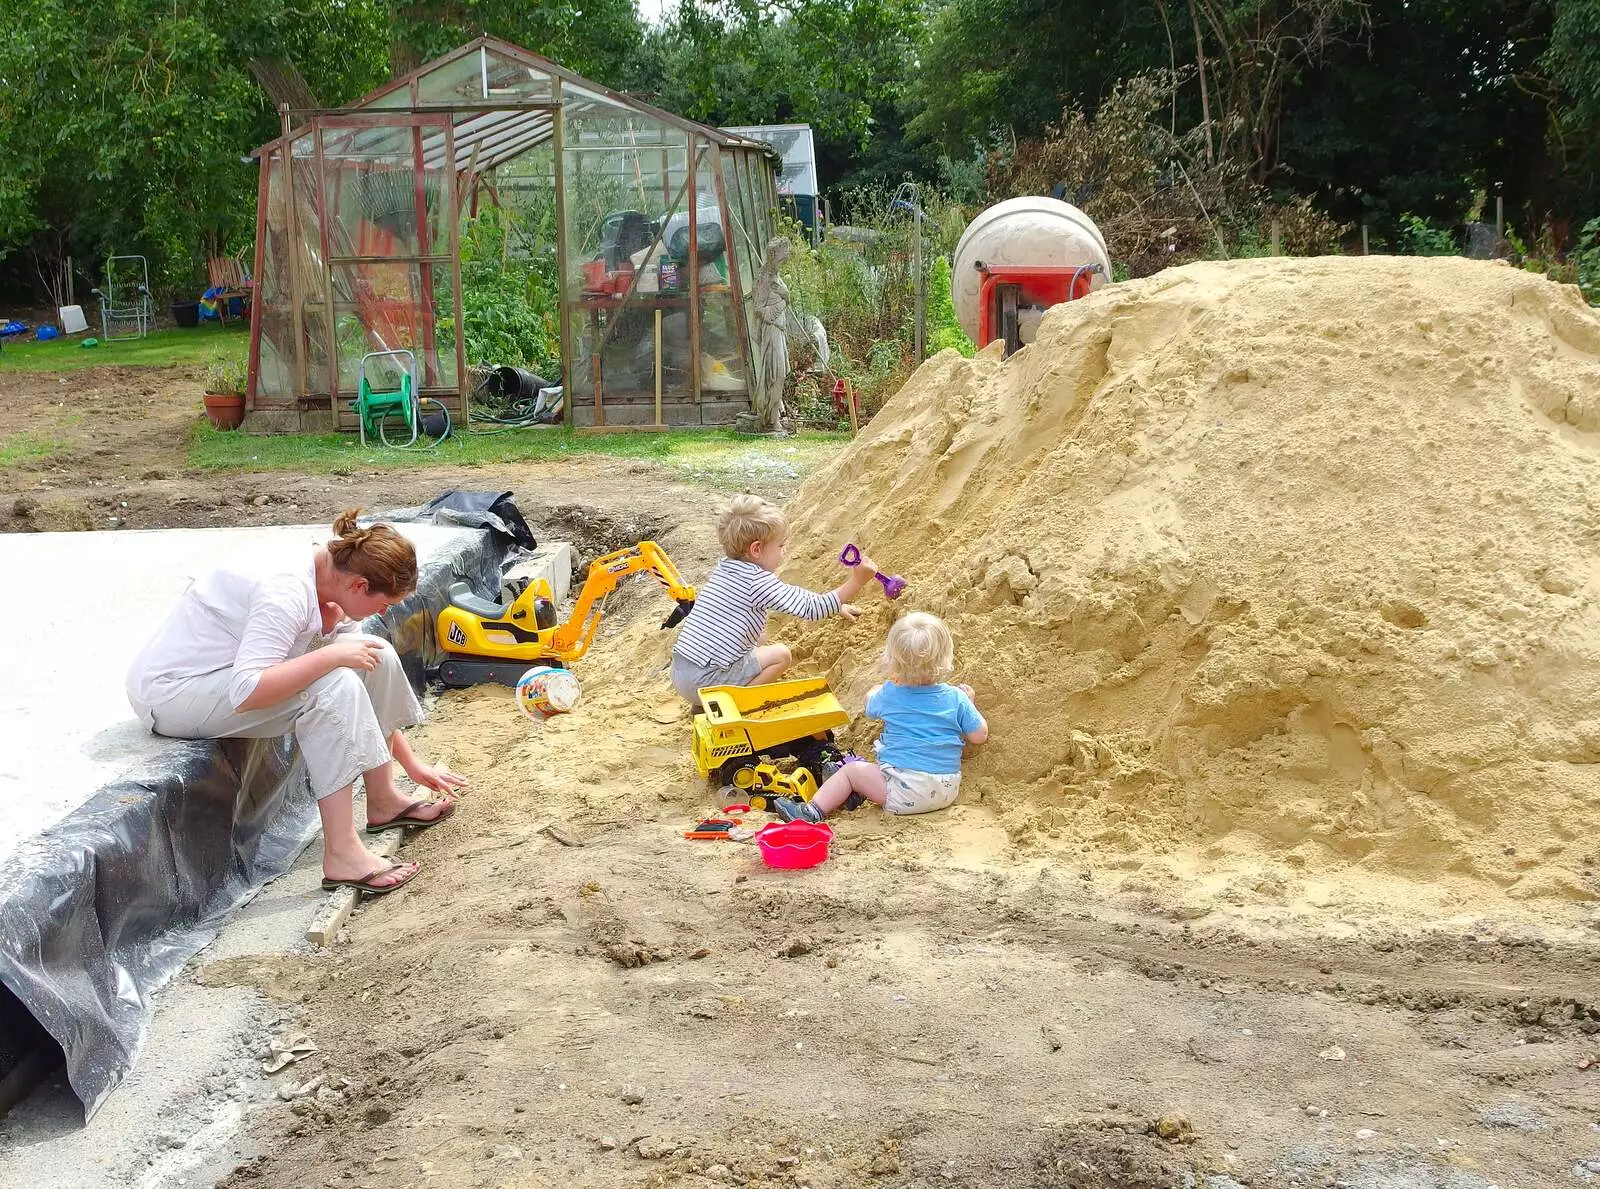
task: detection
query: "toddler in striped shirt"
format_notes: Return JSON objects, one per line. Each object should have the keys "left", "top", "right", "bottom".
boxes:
{"left": 671, "top": 494, "right": 878, "bottom": 706}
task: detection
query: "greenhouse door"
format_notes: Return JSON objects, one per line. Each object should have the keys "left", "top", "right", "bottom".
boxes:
{"left": 310, "top": 113, "right": 465, "bottom": 426}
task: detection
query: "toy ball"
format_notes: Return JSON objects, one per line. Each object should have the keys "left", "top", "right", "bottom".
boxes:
{"left": 516, "top": 665, "right": 581, "bottom": 719}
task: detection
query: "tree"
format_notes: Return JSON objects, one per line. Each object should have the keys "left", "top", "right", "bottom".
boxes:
{"left": 0, "top": 0, "right": 646, "bottom": 301}
{"left": 0, "top": 0, "right": 390, "bottom": 297}
{"left": 625, "top": 0, "right": 933, "bottom": 199}
{"left": 385, "top": 0, "right": 644, "bottom": 85}
{"left": 912, "top": 0, "right": 1369, "bottom": 183}
{"left": 1279, "top": 0, "right": 1556, "bottom": 230}
{"left": 1545, "top": 0, "right": 1600, "bottom": 215}
{"left": 909, "top": 0, "right": 1169, "bottom": 153}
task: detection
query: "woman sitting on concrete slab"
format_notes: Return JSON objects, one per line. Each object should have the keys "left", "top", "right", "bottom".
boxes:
{"left": 125, "top": 508, "right": 467, "bottom": 895}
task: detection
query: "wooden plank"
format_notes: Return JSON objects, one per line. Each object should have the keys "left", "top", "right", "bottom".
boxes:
{"left": 245, "top": 148, "right": 271, "bottom": 411}
{"left": 711, "top": 152, "right": 756, "bottom": 417}
{"left": 311, "top": 123, "right": 341, "bottom": 416}
{"left": 326, "top": 253, "right": 453, "bottom": 265}
{"left": 654, "top": 307, "right": 663, "bottom": 427}
{"left": 552, "top": 79, "right": 573, "bottom": 428}
{"left": 846, "top": 378, "right": 860, "bottom": 436}
{"left": 445, "top": 118, "right": 467, "bottom": 411}
{"left": 575, "top": 391, "right": 718, "bottom": 404}
{"left": 286, "top": 103, "right": 551, "bottom": 121}
{"left": 688, "top": 140, "right": 702, "bottom": 404}
{"left": 575, "top": 424, "right": 676, "bottom": 435}
{"left": 412, "top": 122, "right": 439, "bottom": 389}
{"left": 306, "top": 829, "right": 403, "bottom": 947}
{"left": 281, "top": 109, "right": 309, "bottom": 403}
{"left": 593, "top": 310, "right": 605, "bottom": 428}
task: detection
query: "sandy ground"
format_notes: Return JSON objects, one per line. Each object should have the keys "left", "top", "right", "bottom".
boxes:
{"left": 2, "top": 322, "right": 1600, "bottom": 1188}
{"left": 175, "top": 504, "right": 1600, "bottom": 1189}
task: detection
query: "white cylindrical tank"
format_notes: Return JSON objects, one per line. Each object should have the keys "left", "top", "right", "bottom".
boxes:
{"left": 951, "top": 197, "right": 1113, "bottom": 345}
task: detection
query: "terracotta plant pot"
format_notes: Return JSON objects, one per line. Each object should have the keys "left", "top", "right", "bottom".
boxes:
{"left": 203, "top": 392, "right": 245, "bottom": 431}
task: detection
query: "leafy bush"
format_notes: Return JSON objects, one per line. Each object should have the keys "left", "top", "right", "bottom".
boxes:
{"left": 988, "top": 70, "right": 1345, "bottom": 276}
{"left": 203, "top": 353, "right": 248, "bottom": 395}
{"left": 926, "top": 255, "right": 975, "bottom": 357}
{"left": 779, "top": 187, "right": 974, "bottom": 417}
{"left": 1396, "top": 213, "right": 1458, "bottom": 256}
{"left": 453, "top": 206, "right": 560, "bottom": 383}
{"left": 1577, "top": 217, "right": 1600, "bottom": 305}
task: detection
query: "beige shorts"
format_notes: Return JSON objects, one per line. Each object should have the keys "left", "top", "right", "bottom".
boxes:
{"left": 128, "top": 633, "right": 422, "bottom": 800}
{"left": 881, "top": 764, "right": 962, "bottom": 815}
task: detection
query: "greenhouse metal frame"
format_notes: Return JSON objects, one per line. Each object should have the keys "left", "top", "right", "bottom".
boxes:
{"left": 246, "top": 37, "right": 781, "bottom": 430}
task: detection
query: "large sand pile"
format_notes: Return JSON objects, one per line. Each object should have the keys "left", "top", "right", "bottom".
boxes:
{"left": 780, "top": 255, "right": 1600, "bottom": 902}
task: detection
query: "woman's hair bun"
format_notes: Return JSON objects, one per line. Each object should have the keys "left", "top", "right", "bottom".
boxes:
{"left": 332, "top": 508, "right": 364, "bottom": 538}
{"left": 326, "top": 507, "right": 418, "bottom": 597}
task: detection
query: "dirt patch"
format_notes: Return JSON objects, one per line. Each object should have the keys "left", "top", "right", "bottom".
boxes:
{"left": 202, "top": 502, "right": 1600, "bottom": 1189}
{"left": 1026, "top": 1122, "right": 1202, "bottom": 1188}
{"left": 531, "top": 501, "right": 679, "bottom": 568}
{"left": 0, "top": 365, "right": 794, "bottom": 536}
{"left": 0, "top": 364, "right": 203, "bottom": 488}
{"left": 9, "top": 494, "right": 95, "bottom": 532}
{"left": 1, "top": 453, "right": 728, "bottom": 537}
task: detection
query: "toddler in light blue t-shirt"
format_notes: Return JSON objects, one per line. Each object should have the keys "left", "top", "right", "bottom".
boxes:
{"left": 780, "top": 612, "right": 988, "bottom": 822}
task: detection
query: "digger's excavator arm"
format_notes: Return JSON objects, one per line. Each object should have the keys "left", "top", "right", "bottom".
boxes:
{"left": 548, "top": 540, "right": 696, "bottom": 662}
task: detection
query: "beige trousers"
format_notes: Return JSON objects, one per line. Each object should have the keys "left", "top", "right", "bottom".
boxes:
{"left": 129, "top": 634, "right": 423, "bottom": 799}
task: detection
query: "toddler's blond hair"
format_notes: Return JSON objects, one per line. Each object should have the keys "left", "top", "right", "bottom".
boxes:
{"left": 718, "top": 494, "right": 787, "bottom": 558}
{"left": 884, "top": 612, "right": 955, "bottom": 685}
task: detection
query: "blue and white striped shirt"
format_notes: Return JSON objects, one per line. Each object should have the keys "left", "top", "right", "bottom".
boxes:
{"left": 673, "top": 558, "right": 840, "bottom": 667}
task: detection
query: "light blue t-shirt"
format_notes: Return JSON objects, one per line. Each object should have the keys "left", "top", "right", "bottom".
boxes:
{"left": 864, "top": 682, "right": 983, "bottom": 775}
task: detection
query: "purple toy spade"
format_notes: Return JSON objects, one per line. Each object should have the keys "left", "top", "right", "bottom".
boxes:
{"left": 839, "top": 543, "right": 907, "bottom": 600}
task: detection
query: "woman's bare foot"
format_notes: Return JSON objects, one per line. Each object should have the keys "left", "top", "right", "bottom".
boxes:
{"left": 364, "top": 761, "right": 461, "bottom": 824}
{"left": 322, "top": 840, "right": 419, "bottom": 885}
{"left": 321, "top": 859, "right": 419, "bottom": 893}
{"left": 365, "top": 795, "right": 456, "bottom": 830}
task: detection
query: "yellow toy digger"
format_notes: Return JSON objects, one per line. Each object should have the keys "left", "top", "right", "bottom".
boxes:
{"left": 436, "top": 540, "right": 696, "bottom": 687}
{"left": 692, "top": 677, "right": 854, "bottom": 808}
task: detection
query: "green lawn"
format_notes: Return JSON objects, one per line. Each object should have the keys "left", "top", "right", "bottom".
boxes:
{"left": 0, "top": 323, "right": 247, "bottom": 373}
{"left": 0, "top": 431, "right": 66, "bottom": 466}
{"left": 0, "top": 322, "right": 849, "bottom": 486}
{"left": 189, "top": 423, "right": 848, "bottom": 485}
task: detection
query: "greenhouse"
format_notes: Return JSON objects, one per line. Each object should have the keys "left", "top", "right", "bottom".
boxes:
{"left": 245, "top": 37, "right": 781, "bottom": 431}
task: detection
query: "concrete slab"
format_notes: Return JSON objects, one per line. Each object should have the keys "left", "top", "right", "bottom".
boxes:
{"left": 500, "top": 540, "right": 575, "bottom": 606}
{"left": 0, "top": 521, "right": 521, "bottom": 1182}
{"left": 0, "top": 839, "right": 332, "bottom": 1188}
{"left": 0, "top": 523, "right": 481, "bottom": 866}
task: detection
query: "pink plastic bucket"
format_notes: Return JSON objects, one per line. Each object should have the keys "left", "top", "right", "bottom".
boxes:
{"left": 754, "top": 821, "right": 834, "bottom": 869}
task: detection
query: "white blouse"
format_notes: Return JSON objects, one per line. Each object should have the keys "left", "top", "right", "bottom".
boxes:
{"left": 126, "top": 553, "right": 321, "bottom": 711}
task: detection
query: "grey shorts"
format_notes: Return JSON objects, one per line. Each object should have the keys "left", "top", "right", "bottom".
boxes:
{"left": 670, "top": 650, "right": 762, "bottom": 705}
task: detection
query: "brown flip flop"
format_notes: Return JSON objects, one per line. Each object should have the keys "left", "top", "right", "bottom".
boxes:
{"left": 320, "top": 860, "right": 419, "bottom": 897}
{"left": 366, "top": 797, "right": 457, "bottom": 834}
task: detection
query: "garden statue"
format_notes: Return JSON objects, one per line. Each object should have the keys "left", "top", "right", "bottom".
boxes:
{"left": 751, "top": 237, "right": 794, "bottom": 430}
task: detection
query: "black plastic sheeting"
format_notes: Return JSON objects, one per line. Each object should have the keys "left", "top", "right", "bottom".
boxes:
{"left": 0, "top": 523, "right": 504, "bottom": 1121}
{"left": 380, "top": 490, "right": 537, "bottom": 552}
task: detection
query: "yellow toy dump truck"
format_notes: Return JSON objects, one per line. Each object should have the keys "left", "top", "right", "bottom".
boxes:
{"left": 691, "top": 677, "right": 852, "bottom": 809}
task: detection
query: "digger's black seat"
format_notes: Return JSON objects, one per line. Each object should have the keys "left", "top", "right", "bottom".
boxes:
{"left": 448, "top": 581, "right": 508, "bottom": 621}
